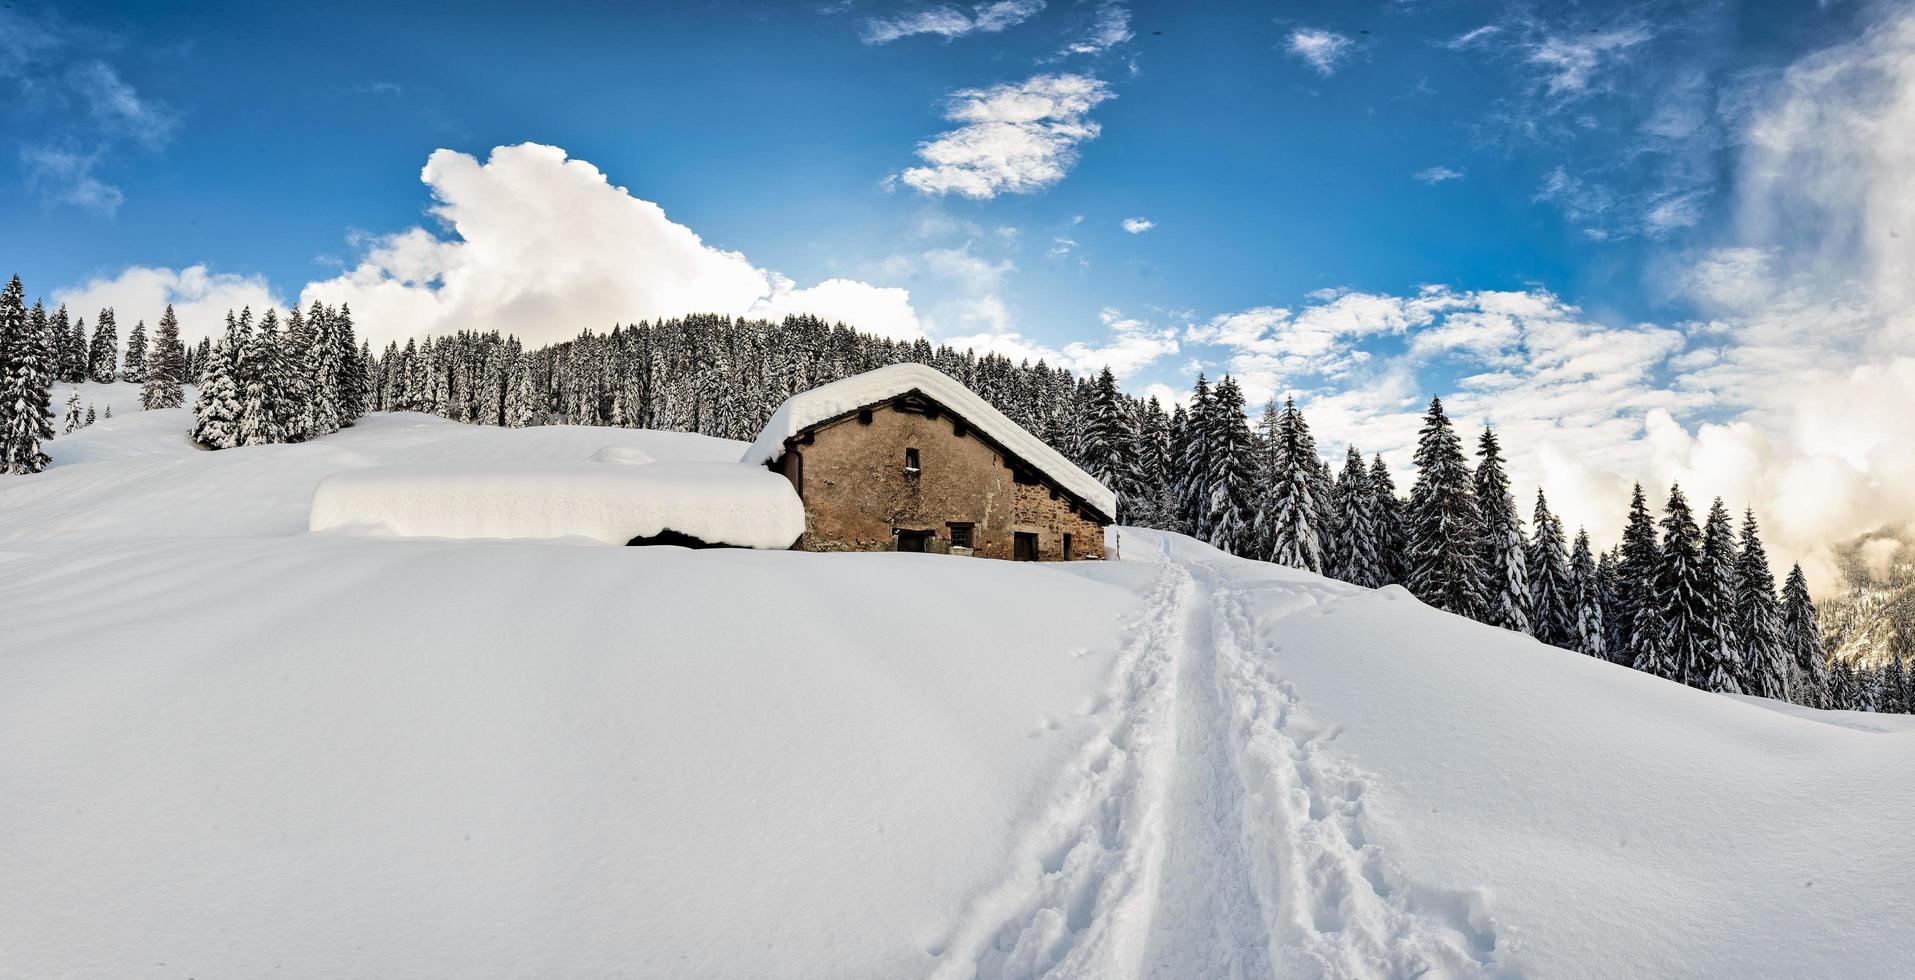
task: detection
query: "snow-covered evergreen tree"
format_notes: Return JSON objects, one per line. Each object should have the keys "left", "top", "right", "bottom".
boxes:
{"left": 1327, "top": 444, "right": 1386, "bottom": 587}
{"left": 1528, "top": 490, "right": 1574, "bottom": 648}
{"left": 63, "top": 392, "right": 82, "bottom": 434}
{"left": 141, "top": 305, "right": 186, "bottom": 410}
{"left": 191, "top": 311, "right": 247, "bottom": 449}
{"left": 1617, "top": 483, "right": 1662, "bottom": 671}
{"left": 1653, "top": 486, "right": 1733, "bottom": 691}
{"left": 57, "top": 308, "right": 87, "bottom": 382}
{"left": 1779, "top": 564, "right": 1827, "bottom": 708}
{"left": 0, "top": 277, "right": 55, "bottom": 475}
{"left": 1175, "top": 375, "right": 1213, "bottom": 540}
{"left": 1263, "top": 397, "right": 1324, "bottom": 571}
{"left": 124, "top": 319, "right": 148, "bottom": 384}
{"left": 1473, "top": 427, "right": 1530, "bottom": 633}
{"left": 84, "top": 404, "right": 96, "bottom": 426}
{"left": 1406, "top": 397, "right": 1486, "bottom": 618}
{"left": 1596, "top": 548, "right": 1623, "bottom": 662}
{"left": 87, "top": 308, "right": 119, "bottom": 383}
{"left": 1699, "top": 498, "right": 1743, "bottom": 692}
{"left": 1732, "top": 508, "right": 1788, "bottom": 701}
{"left": 1203, "top": 376, "right": 1258, "bottom": 556}
{"left": 1369, "top": 454, "right": 1407, "bottom": 586}
{"left": 1569, "top": 528, "right": 1606, "bottom": 659}
{"left": 238, "top": 308, "right": 289, "bottom": 447}
{"left": 1080, "top": 366, "right": 1126, "bottom": 496}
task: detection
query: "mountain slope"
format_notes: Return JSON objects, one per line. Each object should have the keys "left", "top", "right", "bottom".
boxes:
{"left": 3, "top": 413, "right": 1912, "bottom": 979}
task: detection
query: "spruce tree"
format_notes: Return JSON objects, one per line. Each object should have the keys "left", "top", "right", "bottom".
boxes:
{"left": 1700, "top": 498, "right": 1743, "bottom": 691}
{"left": 63, "top": 392, "right": 82, "bottom": 434}
{"left": 1779, "top": 564, "right": 1828, "bottom": 708}
{"left": 0, "top": 276, "right": 54, "bottom": 474}
{"left": 1527, "top": 490, "right": 1574, "bottom": 647}
{"left": 1406, "top": 397, "right": 1486, "bottom": 618}
{"left": 84, "top": 404, "right": 96, "bottom": 426}
{"left": 1473, "top": 427, "right": 1530, "bottom": 633}
{"left": 1597, "top": 548, "right": 1623, "bottom": 660}
{"left": 140, "top": 305, "right": 186, "bottom": 410}
{"left": 1202, "top": 376, "right": 1258, "bottom": 555}
{"left": 191, "top": 310, "right": 247, "bottom": 449}
{"left": 1732, "top": 509, "right": 1788, "bottom": 700}
{"left": 124, "top": 319, "right": 148, "bottom": 384}
{"left": 1177, "top": 375, "right": 1213, "bottom": 539}
{"left": 61, "top": 309, "right": 88, "bottom": 382}
{"left": 1617, "top": 484, "right": 1662, "bottom": 670}
{"left": 1327, "top": 444, "right": 1386, "bottom": 587}
{"left": 1081, "top": 366, "right": 1126, "bottom": 498}
{"left": 87, "top": 308, "right": 119, "bottom": 383}
{"left": 1654, "top": 485, "right": 1731, "bottom": 690}
{"left": 1263, "top": 397, "right": 1324, "bottom": 571}
{"left": 1369, "top": 454, "right": 1408, "bottom": 585}
{"left": 238, "top": 308, "right": 288, "bottom": 446}
{"left": 1569, "top": 528, "right": 1607, "bottom": 658}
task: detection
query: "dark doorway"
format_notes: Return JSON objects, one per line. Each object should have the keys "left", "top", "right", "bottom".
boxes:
{"left": 1014, "top": 532, "right": 1038, "bottom": 561}
{"left": 1062, "top": 533, "right": 1073, "bottom": 561}
{"left": 897, "top": 529, "right": 930, "bottom": 553}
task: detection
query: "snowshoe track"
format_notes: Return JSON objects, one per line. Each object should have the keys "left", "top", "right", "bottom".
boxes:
{"left": 929, "top": 544, "right": 1517, "bottom": 979}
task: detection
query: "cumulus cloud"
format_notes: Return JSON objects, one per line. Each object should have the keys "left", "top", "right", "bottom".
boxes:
{"left": 1414, "top": 166, "right": 1465, "bottom": 184}
{"left": 300, "top": 143, "right": 921, "bottom": 347}
{"left": 860, "top": 0, "right": 1044, "bottom": 45}
{"left": 1286, "top": 28, "right": 1354, "bottom": 75}
{"left": 944, "top": 307, "right": 1177, "bottom": 379}
{"left": 52, "top": 265, "right": 282, "bottom": 343}
{"left": 1121, "top": 217, "right": 1154, "bottom": 233}
{"left": 895, "top": 73, "right": 1114, "bottom": 199}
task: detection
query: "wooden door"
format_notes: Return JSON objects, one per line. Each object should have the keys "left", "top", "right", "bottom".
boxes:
{"left": 1014, "top": 532, "right": 1038, "bottom": 561}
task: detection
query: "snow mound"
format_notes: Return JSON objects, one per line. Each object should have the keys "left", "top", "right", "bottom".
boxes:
{"left": 742, "top": 362, "right": 1117, "bottom": 520}
{"left": 309, "top": 461, "right": 804, "bottom": 548}
{"left": 587, "top": 445, "right": 657, "bottom": 466}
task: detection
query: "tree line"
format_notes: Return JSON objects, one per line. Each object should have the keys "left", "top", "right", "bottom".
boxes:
{"left": 3, "top": 274, "right": 1904, "bottom": 714}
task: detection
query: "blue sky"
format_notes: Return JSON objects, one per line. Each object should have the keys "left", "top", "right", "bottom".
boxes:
{"left": 7, "top": 0, "right": 1915, "bottom": 568}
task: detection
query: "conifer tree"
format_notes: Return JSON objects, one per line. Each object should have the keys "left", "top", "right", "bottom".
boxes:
{"left": 64, "top": 392, "right": 82, "bottom": 434}
{"left": 1203, "top": 376, "right": 1258, "bottom": 555}
{"left": 1327, "top": 444, "right": 1386, "bottom": 587}
{"left": 84, "top": 404, "right": 96, "bottom": 426}
{"left": 1127, "top": 396, "right": 1171, "bottom": 528}
{"left": 1263, "top": 397, "right": 1324, "bottom": 571}
{"left": 1617, "top": 484, "right": 1662, "bottom": 670}
{"left": 1407, "top": 397, "right": 1486, "bottom": 618}
{"left": 1597, "top": 548, "right": 1624, "bottom": 661}
{"left": 87, "top": 308, "right": 119, "bottom": 383}
{"left": 1473, "top": 427, "right": 1530, "bottom": 633}
{"left": 140, "top": 305, "right": 187, "bottom": 410}
{"left": 191, "top": 311, "right": 247, "bottom": 449}
{"left": 1654, "top": 485, "right": 1733, "bottom": 690}
{"left": 124, "top": 319, "right": 148, "bottom": 384}
{"left": 238, "top": 308, "right": 288, "bottom": 446}
{"left": 1779, "top": 564, "right": 1828, "bottom": 708}
{"left": 1732, "top": 509, "right": 1788, "bottom": 700}
{"left": 59, "top": 308, "right": 87, "bottom": 382}
{"left": 1700, "top": 498, "right": 1743, "bottom": 690}
{"left": 1177, "top": 374, "right": 1213, "bottom": 539}
{"left": 1081, "top": 366, "right": 1126, "bottom": 497}
{"left": 0, "top": 276, "right": 54, "bottom": 474}
{"left": 1528, "top": 490, "right": 1574, "bottom": 647}
{"left": 1569, "top": 528, "right": 1607, "bottom": 658}
{"left": 1882, "top": 655, "right": 1911, "bottom": 715}
{"left": 1369, "top": 454, "right": 1408, "bottom": 585}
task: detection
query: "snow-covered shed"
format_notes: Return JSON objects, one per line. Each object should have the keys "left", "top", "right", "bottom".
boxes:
{"left": 742, "top": 363, "right": 1114, "bottom": 560}
{"left": 309, "top": 461, "right": 805, "bottom": 549}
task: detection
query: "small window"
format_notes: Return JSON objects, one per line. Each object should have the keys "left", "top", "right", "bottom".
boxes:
{"left": 1063, "top": 533, "right": 1074, "bottom": 561}
{"left": 948, "top": 523, "right": 973, "bottom": 549}
{"left": 905, "top": 447, "right": 920, "bottom": 472}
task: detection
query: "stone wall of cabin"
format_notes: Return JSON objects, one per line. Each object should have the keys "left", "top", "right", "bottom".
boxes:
{"left": 776, "top": 401, "right": 1105, "bottom": 560}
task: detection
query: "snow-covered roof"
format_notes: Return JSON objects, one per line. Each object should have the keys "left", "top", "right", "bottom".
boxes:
{"left": 310, "top": 461, "right": 805, "bottom": 549}
{"left": 742, "top": 363, "right": 1117, "bottom": 521}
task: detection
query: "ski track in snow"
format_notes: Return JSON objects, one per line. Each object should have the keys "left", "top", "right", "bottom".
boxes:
{"left": 930, "top": 536, "right": 1516, "bottom": 980}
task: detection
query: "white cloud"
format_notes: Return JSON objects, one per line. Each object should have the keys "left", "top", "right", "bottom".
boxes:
{"left": 944, "top": 306, "right": 1176, "bottom": 379}
{"left": 301, "top": 143, "right": 921, "bottom": 347}
{"left": 1286, "top": 28, "right": 1354, "bottom": 76}
{"left": 1059, "top": 3, "right": 1132, "bottom": 56}
{"left": 1527, "top": 25, "right": 1653, "bottom": 99}
{"left": 20, "top": 146, "right": 124, "bottom": 215}
{"left": 1121, "top": 217, "right": 1154, "bottom": 233}
{"left": 1413, "top": 166, "right": 1465, "bottom": 184}
{"left": 52, "top": 265, "right": 282, "bottom": 343}
{"left": 895, "top": 73, "right": 1115, "bottom": 199}
{"left": 860, "top": 0, "right": 1045, "bottom": 44}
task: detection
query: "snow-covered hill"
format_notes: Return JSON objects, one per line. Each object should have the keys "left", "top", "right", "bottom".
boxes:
{"left": 3, "top": 411, "right": 1912, "bottom": 979}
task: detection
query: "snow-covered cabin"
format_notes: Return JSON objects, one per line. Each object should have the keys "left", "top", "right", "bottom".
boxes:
{"left": 742, "top": 363, "right": 1115, "bottom": 560}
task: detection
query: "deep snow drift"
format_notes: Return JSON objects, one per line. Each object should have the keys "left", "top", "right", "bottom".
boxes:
{"left": 3, "top": 406, "right": 1912, "bottom": 979}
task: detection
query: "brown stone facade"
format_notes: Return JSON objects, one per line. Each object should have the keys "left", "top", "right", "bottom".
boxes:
{"left": 770, "top": 398, "right": 1107, "bottom": 560}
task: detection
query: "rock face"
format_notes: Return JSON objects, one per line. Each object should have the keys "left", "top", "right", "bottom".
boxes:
{"left": 771, "top": 395, "right": 1107, "bottom": 560}
{"left": 1823, "top": 527, "right": 1915, "bottom": 668}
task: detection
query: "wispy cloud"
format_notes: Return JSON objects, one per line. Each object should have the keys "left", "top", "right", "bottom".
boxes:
{"left": 20, "top": 146, "right": 124, "bottom": 215}
{"left": 1059, "top": 3, "right": 1132, "bottom": 56}
{"left": 1121, "top": 217, "right": 1154, "bottom": 233}
{"left": 1287, "top": 27, "right": 1354, "bottom": 75}
{"left": 1527, "top": 25, "right": 1653, "bottom": 99}
{"left": 1414, "top": 166, "right": 1465, "bottom": 184}
{"left": 893, "top": 73, "right": 1114, "bottom": 199}
{"left": 860, "top": 0, "right": 1044, "bottom": 44}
